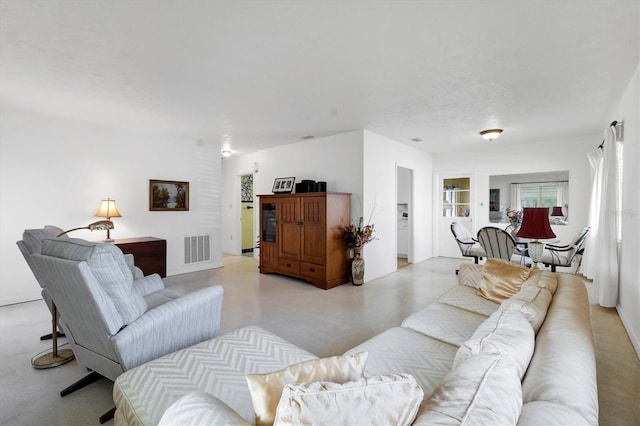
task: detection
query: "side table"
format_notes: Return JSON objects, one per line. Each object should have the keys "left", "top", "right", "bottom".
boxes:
{"left": 112, "top": 237, "right": 167, "bottom": 277}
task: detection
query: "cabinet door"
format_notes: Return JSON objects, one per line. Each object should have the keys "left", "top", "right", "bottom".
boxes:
{"left": 301, "top": 196, "right": 326, "bottom": 265}
{"left": 260, "top": 199, "right": 278, "bottom": 269}
{"left": 278, "top": 197, "right": 301, "bottom": 260}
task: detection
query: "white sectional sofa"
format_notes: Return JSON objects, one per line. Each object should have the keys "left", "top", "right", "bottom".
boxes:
{"left": 113, "top": 261, "right": 597, "bottom": 425}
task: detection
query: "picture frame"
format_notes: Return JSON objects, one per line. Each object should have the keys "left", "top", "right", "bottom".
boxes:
{"left": 149, "top": 179, "right": 189, "bottom": 211}
{"left": 489, "top": 188, "right": 500, "bottom": 212}
{"left": 272, "top": 177, "right": 295, "bottom": 193}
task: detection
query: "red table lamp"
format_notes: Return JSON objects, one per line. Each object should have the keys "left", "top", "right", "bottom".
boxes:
{"left": 516, "top": 207, "right": 556, "bottom": 269}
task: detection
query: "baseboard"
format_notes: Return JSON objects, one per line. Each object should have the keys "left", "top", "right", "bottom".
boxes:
{"left": 617, "top": 303, "right": 640, "bottom": 359}
{"left": 0, "top": 293, "right": 42, "bottom": 307}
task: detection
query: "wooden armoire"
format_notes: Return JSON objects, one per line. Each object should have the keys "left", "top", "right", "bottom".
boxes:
{"left": 258, "top": 192, "right": 351, "bottom": 289}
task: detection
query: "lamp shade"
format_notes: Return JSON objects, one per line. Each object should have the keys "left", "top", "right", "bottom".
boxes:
{"left": 550, "top": 206, "right": 564, "bottom": 217}
{"left": 95, "top": 198, "right": 122, "bottom": 219}
{"left": 516, "top": 207, "right": 556, "bottom": 239}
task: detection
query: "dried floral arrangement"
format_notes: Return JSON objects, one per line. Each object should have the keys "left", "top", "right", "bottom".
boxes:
{"left": 506, "top": 208, "right": 522, "bottom": 227}
{"left": 343, "top": 217, "right": 376, "bottom": 249}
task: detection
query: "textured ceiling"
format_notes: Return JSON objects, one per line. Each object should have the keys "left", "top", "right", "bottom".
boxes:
{"left": 1, "top": 1, "right": 638, "bottom": 155}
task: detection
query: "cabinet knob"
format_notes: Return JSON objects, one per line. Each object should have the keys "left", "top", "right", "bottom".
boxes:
{"left": 286, "top": 263, "right": 291, "bottom": 268}
{"left": 309, "top": 267, "right": 315, "bottom": 272}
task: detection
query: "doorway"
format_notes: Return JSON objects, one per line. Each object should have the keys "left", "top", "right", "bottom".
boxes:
{"left": 396, "top": 166, "right": 413, "bottom": 268}
{"left": 240, "top": 174, "right": 254, "bottom": 257}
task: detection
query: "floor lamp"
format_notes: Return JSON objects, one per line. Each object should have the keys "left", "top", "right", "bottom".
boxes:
{"left": 32, "top": 220, "right": 115, "bottom": 369}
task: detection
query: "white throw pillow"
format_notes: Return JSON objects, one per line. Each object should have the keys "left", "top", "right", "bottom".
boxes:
{"left": 159, "top": 392, "right": 250, "bottom": 426}
{"left": 274, "top": 373, "right": 423, "bottom": 426}
{"left": 522, "top": 269, "right": 558, "bottom": 295}
{"left": 454, "top": 309, "right": 534, "bottom": 379}
{"left": 414, "top": 354, "right": 522, "bottom": 426}
{"left": 500, "top": 285, "right": 553, "bottom": 333}
{"left": 246, "top": 352, "right": 368, "bottom": 426}
{"left": 458, "top": 263, "right": 484, "bottom": 289}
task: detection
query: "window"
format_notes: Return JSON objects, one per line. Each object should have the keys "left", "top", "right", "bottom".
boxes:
{"left": 519, "top": 183, "right": 560, "bottom": 208}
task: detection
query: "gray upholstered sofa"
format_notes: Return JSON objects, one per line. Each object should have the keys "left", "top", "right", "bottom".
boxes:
{"left": 113, "top": 262, "right": 597, "bottom": 425}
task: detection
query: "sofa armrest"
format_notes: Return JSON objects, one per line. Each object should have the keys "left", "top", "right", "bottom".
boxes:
{"left": 131, "top": 273, "right": 165, "bottom": 297}
{"left": 159, "top": 392, "right": 250, "bottom": 426}
{"left": 112, "top": 285, "right": 224, "bottom": 370}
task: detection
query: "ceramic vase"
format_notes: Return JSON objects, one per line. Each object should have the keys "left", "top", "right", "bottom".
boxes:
{"left": 351, "top": 247, "right": 365, "bottom": 286}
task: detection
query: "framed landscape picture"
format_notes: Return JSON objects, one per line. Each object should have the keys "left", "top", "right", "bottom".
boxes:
{"left": 149, "top": 179, "right": 189, "bottom": 211}
{"left": 489, "top": 188, "right": 500, "bottom": 212}
{"left": 272, "top": 177, "right": 295, "bottom": 193}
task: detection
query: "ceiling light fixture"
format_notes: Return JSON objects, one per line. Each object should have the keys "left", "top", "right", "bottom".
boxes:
{"left": 221, "top": 148, "right": 231, "bottom": 158}
{"left": 479, "top": 128, "right": 503, "bottom": 141}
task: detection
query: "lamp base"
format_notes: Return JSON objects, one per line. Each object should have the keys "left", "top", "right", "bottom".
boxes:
{"left": 32, "top": 349, "right": 74, "bottom": 369}
{"left": 528, "top": 240, "right": 545, "bottom": 270}
{"left": 103, "top": 238, "right": 115, "bottom": 243}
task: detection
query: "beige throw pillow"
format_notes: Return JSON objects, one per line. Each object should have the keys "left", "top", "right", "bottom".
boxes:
{"left": 274, "top": 374, "right": 424, "bottom": 426}
{"left": 477, "top": 258, "right": 531, "bottom": 303}
{"left": 246, "top": 352, "right": 368, "bottom": 426}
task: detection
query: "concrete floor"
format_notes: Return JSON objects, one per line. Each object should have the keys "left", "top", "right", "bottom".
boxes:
{"left": 0, "top": 255, "right": 638, "bottom": 425}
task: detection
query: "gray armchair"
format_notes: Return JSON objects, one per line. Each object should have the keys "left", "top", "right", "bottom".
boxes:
{"left": 17, "top": 227, "right": 143, "bottom": 343}
{"left": 450, "top": 222, "right": 486, "bottom": 264}
{"left": 541, "top": 226, "right": 591, "bottom": 273}
{"left": 31, "top": 237, "right": 224, "bottom": 422}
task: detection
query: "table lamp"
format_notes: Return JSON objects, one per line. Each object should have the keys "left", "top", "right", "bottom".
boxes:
{"left": 95, "top": 198, "right": 121, "bottom": 242}
{"left": 550, "top": 206, "right": 564, "bottom": 224}
{"left": 516, "top": 207, "right": 556, "bottom": 269}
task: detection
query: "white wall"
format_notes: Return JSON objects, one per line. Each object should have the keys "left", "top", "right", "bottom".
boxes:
{"left": 221, "top": 131, "right": 364, "bottom": 256}
{"left": 363, "top": 130, "right": 434, "bottom": 281}
{"left": 613, "top": 64, "right": 640, "bottom": 356}
{"left": 0, "top": 106, "right": 223, "bottom": 306}
{"left": 221, "top": 129, "right": 434, "bottom": 284}
{"left": 433, "top": 135, "right": 594, "bottom": 258}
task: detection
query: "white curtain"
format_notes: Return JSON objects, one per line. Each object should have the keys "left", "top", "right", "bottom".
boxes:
{"left": 583, "top": 126, "right": 620, "bottom": 307}
{"left": 557, "top": 181, "right": 569, "bottom": 219}
{"left": 510, "top": 183, "right": 521, "bottom": 210}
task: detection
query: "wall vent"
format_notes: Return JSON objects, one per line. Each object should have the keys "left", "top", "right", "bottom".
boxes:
{"left": 184, "top": 234, "right": 211, "bottom": 264}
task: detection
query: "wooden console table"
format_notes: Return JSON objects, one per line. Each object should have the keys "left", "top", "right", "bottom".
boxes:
{"left": 112, "top": 237, "right": 167, "bottom": 278}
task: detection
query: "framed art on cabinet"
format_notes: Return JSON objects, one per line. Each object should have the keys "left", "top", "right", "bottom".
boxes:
{"left": 149, "top": 180, "right": 189, "bottom": 211}
{"left": 272, "top": 177, "right": 295, "bottom": 193}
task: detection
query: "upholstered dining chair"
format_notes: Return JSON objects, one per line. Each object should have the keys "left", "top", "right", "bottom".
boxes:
{"left": 477, "top": 226, "right": 530, "bottom": 265}
{"left": 450, "top": 222, "right": 486, "bottom": 264}
{"left": 31, "top": 237, "right": 224, "bottom": 423}
{"left": 541, "top": 226, "right": 591, "bottom": 273}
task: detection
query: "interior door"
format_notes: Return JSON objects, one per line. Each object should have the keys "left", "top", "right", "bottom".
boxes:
{"left": 439, "top": 175, "right": 474, "bottom": 258}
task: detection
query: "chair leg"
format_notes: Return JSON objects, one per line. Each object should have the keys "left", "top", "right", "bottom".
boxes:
{"left": 551, "top": 265, "right": 557, "bottom": 273}
{"left": 100, "top": 407, "right": 116, "bottom": 424}
{"left": 60, "top": 371, "right": 104, "bottom": 397}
